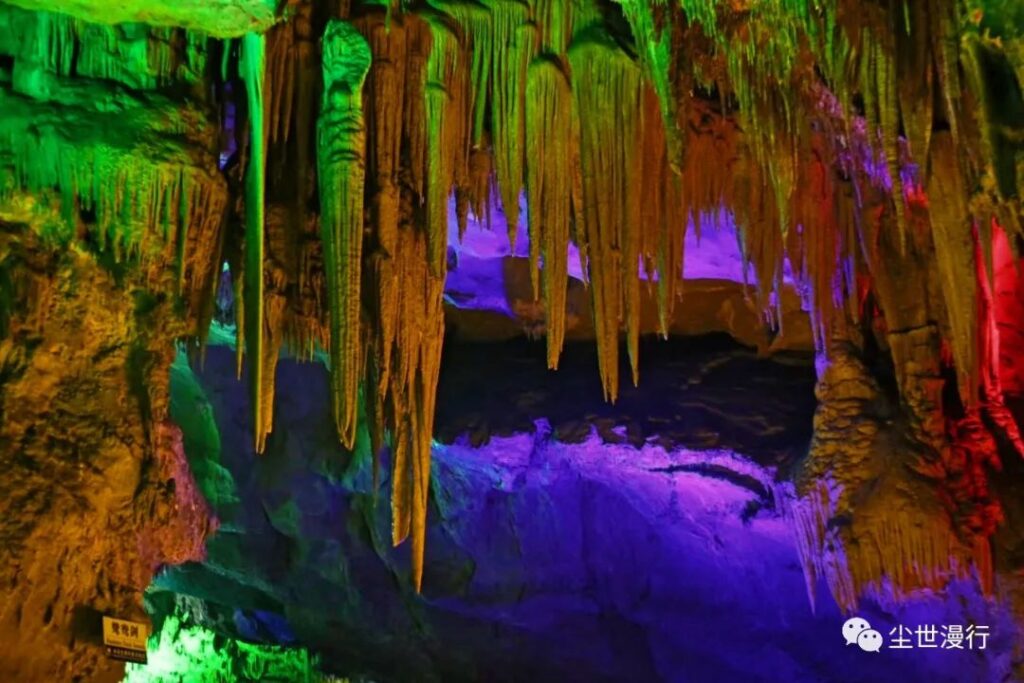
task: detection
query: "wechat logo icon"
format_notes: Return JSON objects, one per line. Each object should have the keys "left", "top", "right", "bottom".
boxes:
{"left": 843, "top": 617, "right": 883, "bottom": 652}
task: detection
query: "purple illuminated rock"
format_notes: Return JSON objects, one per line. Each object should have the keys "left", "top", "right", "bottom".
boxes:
{"left": 153, "top": 342, "right": 1019, "bottom": 682}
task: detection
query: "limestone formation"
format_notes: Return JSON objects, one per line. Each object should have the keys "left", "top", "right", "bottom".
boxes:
{"left": 0, "top": 2, "right": 1023, "bottom": 674}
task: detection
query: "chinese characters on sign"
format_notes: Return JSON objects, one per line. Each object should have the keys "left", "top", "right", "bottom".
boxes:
{"left": 102, "top": 616, "right": 150, "bottom": 664}
{"left": 843, "top": 617, "right": 990, "bottom": 652}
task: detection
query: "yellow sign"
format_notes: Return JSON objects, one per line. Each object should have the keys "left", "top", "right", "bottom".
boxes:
{"left": 102, "top": 616, "right": 149, "bottom": 664}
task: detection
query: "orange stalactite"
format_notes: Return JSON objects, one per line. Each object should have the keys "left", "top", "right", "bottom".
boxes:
{"left": 391, "top": 16, "right": 464, "bottom": 590}
{"left": 357, "top": 10, "right": 421, "bottom": 460}
{"left": 569, "top": 28, "right": 643, "bottom": 402}
{"left": 928, "top": 132, "right": 979, "bottom": 408}
{"left": 790, "top": 148, "right": 848, "bottom": 350}
{"left": 387, "top": 221, "right": 446, "bottom": 591}
{"left": 525, "top": 55, "right": 573, "bottom": 369}
{"left": 637, "top": 85, "right": 673, "bottom": 336}
{"left": 353, "top": 10, "right": 463, "bottom": 589}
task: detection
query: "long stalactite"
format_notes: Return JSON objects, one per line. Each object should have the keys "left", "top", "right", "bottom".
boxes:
{"left": 525, "top": 55, "right": 572, "bottom": 369}
{"left": 317, "top": 19, "right": 372, "bottom": 451}
{"left": 241, "top": 31, "right": 270, "bottom": 453}
{"left": 569, "top": 28, "right": 643, "bottom": 401}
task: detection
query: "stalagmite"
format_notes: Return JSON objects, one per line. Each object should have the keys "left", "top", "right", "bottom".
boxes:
{"left": 317, "top": 20, "right": 371, "bottom": 450}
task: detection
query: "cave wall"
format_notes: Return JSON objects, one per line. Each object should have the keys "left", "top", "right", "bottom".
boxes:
{"left": 0, "top": 221, "right": 214, "bottom": 681}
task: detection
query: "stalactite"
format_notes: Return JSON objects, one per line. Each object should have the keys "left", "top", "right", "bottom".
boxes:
{"left": 525, "top": 55, "right": 572, "bottom": 369}
{"left": 928, "top": 132, "right": 979, "bottom": 407}
{"left": 1, "top": 5, "right": 205, "bottom": 90}
{"left": 317, "top": 20, "right": 371, "bottom": 450}
{"left": 489, "top": 1, "right": 533, "bottom": 248}
{"left": 0, "top": 92, "right": 227, "bottom": 316}
{"left": 437, "top": 2, "right": 491, "bottom": 146}
{"left": 241, "top": 32, "right": 271, "bottom": 452}
{"left": 874, "top": 31, "right": 908, "bottom": 253}
{"left": 932, "top": 1, "right": 963, "bottom": 148}
{"left": 791, "top": 480, "right": 994, "bottom": 613}
{"left": 356, "top": 10, "right": 436, "bottom": 470}
{"left": 405, "top": 22, "right": 434, "bottom": 206}
{"left": 265, "top": 20, "right": 298, "bottom": 148}
{"left": 357, "top": 9, "right": 407, "bottom": 462}
{"left": 389, "top": 15, "right": 465, "bottom": 591}
{"left": 272, "top": 3, "right": 325, "bottom": 364}
{"left": 424, "top": 17, "right": 462, "bottom": 275}
{"left": 733, "top": 145, "right": 785, "bottom": 324}
{"left": 352, "top": 10, "right": 457, "bottom": 590}
{"left": 438, "top": 1, "right": 535, "bottom": 247}
{"left": 533, "top": 0, "right": 574, "bottom": 55}
{"left": 639, "top": 85, "right": 686, "bottom": 338}
{"left": 896, "top": 0, "right": 934, "bottom": 173}
{"left": 569, "top": 28, "right": 642, "bottom": 400}
{"left": 792, "top": 155, "right": 838, "bottom": 349}
{"left": 386, "top": 208, "right": 446, "bottom": 592}
{"left": 618, "top": 0, "right": 683, "bottom": 169}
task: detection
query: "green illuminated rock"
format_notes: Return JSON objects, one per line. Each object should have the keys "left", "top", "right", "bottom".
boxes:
{"left": 317, "top": 20, "right": 371, "bottom": 452}
{"left": 2, "top": 0, "right": 278, "bottom": 38}
{"left": 123, "top": 612, "right": 325, "bottom": 683}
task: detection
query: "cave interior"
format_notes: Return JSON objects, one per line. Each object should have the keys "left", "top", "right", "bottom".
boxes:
{"left": 1, "top": 0, "right": 1024, "bottom": 681}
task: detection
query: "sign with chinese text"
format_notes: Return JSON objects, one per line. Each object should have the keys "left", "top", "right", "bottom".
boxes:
{"left": 102, "top": 616, "right": 149, "bottom": 664}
